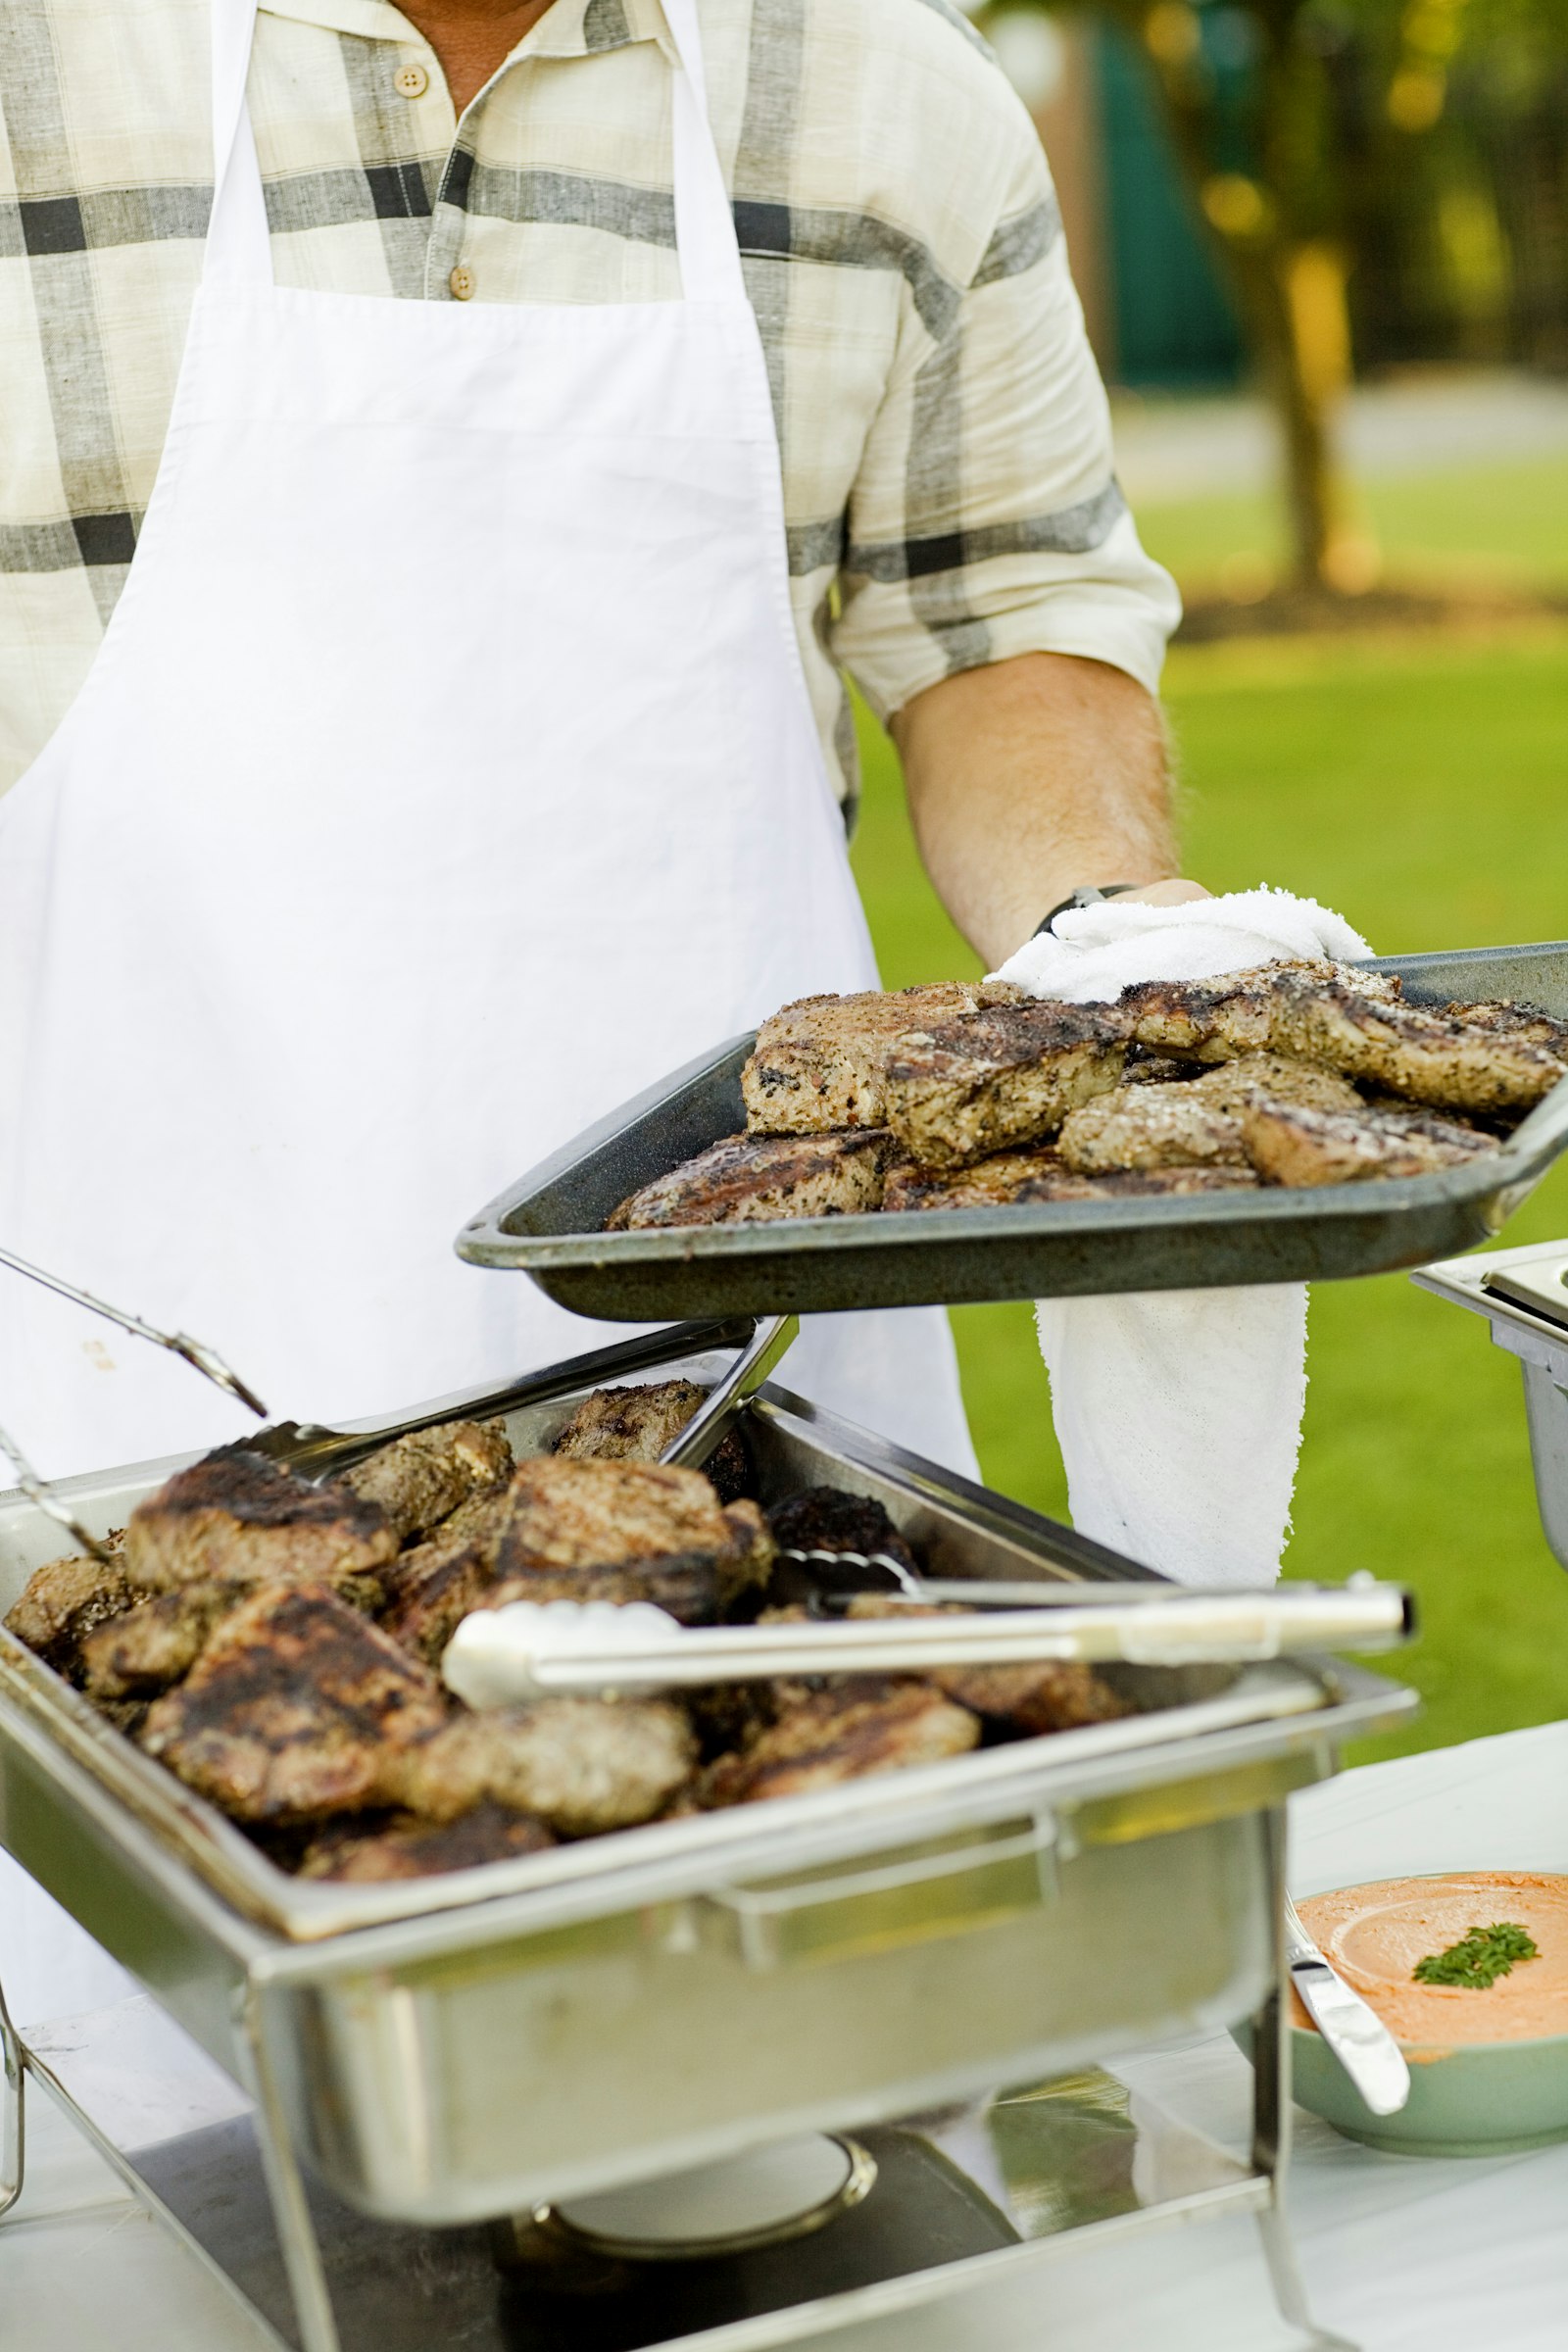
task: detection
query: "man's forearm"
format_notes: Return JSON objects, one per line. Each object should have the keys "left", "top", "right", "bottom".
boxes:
{"left": 890, "top": 651, "right": 1190, "bottom": 970}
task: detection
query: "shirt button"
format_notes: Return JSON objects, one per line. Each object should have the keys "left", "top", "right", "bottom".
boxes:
{"left": 394, "top": 61, "right": 429, "bottom": 98}
{"left": 449, "top": 264, "right": 476, "bottom": 301}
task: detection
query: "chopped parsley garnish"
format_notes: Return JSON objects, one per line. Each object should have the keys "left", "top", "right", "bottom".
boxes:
{"left": 1412, "top": 1921, "right": 1539, "bottom": 1990}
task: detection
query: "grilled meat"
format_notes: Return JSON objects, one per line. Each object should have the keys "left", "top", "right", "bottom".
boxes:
{"left": 694, "top": 1679, "right": 980, "bottom": 1808}
{"left": 378, "top": 1489, "right": 512, "bottom": 1665}
{"left": 139, "top": 1581, "right": 448, "bottom": 1824}
{"left": 880, "top": 1002, "right": 1127, "bottom": 1168}
{"left": 4, "top": 1554, "right": 148, "bottom": 1681}
{"left": 552, "top": 1380, "right": 748, "bottom": 1501}
{"left": 609, "top": 1128, "right": 894, "bottom": 1230}
{"left": 80, "top": 1583, "right": 241, "bottom": 1700}
{"left": 298, "top": 1801, "right": 555, "bottom": 1883}
{"left": 883, "top": 1151, "right": 1259, "bottom": 1210}
{"left": 1444, "top": 997, "right": 1568, "bottom": 1056}
{"left": 389, "top": 1699, "right": 696, "bottom": 1837}
{"left": 124, "top": 1448, "right": 398, "bottom": 1597}
{"left": 1266, "top": 971, "right": 1565, "bottom": 1114}
{"left": 842, "top": 1597, "right": 1128, "bottom": 1734}
{"left": 1057, "top": 1054, "right": 1362, "bottom": 1173}
{"left": 743, "top": 984, "right": 1005, "bottom": 1135}
{"left": 1239, "top": 1100, "right": 1497, "bottom": 1187}
{"left": 1118, "top": 960, "right": 1403, "bottom": 1062}
{"left": 765, "top": 1487, "right": 919, "bottom": 1584}
{"left": 337, "top": 1418, "right": 512, "bottom": 1543}
{"left": 488, "top": 1457, "right": 772, "bottom": 1624}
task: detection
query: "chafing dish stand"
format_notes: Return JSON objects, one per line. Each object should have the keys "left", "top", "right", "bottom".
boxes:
{"left": 1, "top": 1328, "right": 1413, "bottom": 2352}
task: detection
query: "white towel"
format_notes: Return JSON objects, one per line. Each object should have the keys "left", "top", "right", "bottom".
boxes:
{"left": 990, "top": 888, "right": 1374, "bottom": 1589}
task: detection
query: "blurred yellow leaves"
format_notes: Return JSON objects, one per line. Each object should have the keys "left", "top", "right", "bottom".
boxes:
{"left": 1389, "top": 67, "right": 1446, "bottom": 129}
{"left": 1144, "top": 1, "right": 1200, "bottom": 65}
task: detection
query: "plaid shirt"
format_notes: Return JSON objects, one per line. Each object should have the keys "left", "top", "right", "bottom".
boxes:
{"left": 0, "top": 0, "right": 1178, "bottom": 809}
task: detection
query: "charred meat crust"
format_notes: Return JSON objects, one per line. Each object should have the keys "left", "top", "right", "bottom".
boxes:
{"left": 880, "top": 1002, "right": 1128, "bottom": 1168}
{"left": 765, "top": 1488, "right": 920, "bottom": 1582}
{"left": 298, "top": 1801, "right": 556, "bottom": 1883}
{"left": 491, "top": 1457, "right": 773, "bottom": 1623}
{"left": 1239, "top": 1100, "right": 1497, "bottom": 1186}
{"left": 373, "top": 1490, "right": 511, "bottom": 1664}
{"left": 1117, "top": 960, "right": 1403, "bottom": 1061}
{"left": 883, "top": 1150, "right": 1259, "bottom": 1210}
{"left": 1056, "top": 1054, "right": 1363, "bottom": 1174}
{"left": 139, "top": 1581, "right": 448, "bottom": 1824}
{"left": 1265, "top": 972, "right": 1565, "bottom": 1113}
{"left": 124, "top": 1448, "right": 399, "bottom": 1594}
{"left": 842, "top": 1597, "right": 1128, "bottom": 1733}
{"left": 337, "top": 1419, "right": 513, "bottom": 1543}
{"left": 81, "top": 1583, "right": 242, "bottom": 1700}
{"left": 608, "top": 1129, "right": 894, "bottom": 1230}
{"left": 4, "top": 1555, "right": 149, "bottom": 1680}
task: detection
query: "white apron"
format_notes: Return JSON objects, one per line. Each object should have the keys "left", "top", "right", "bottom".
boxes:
{"left": 0, "top": 0, "right": 975, "bottom": 2019}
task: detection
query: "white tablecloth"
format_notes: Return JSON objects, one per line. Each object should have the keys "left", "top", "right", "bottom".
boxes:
{"left": 4, "top": 1719, "right": 1567, "bottom": 2351}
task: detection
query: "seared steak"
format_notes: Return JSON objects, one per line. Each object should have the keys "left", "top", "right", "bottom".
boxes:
{"left": 765, "top": 1488, "right": 919, "bottom": 1583}
{"left": 1118, "top": 960, "right": 1402, "bottom": 1062}
{"left": 742, "top": 984, "right": 1007, "bottom": 1134}
{"left": 608, "top": 1129, "right": 894, "bottom": 1229}
{"left": 1443, "top": 997, "right": 1568, "bottom": 1056}
{"left": 378, "top": 1489, "right": 512, "bottom": 1665}
{"left": 298, "top": 1801, "right": 555, "bottom": 1883}
{"left": 338, "top": 1419, "right": 512, "bottom": 1543}
{"left": 880, "top": 1002, "right": 1127, "bottom": 1167}
{"left": 5, "top": 1554, "right": 148, "bottom": 1681}
{"left": 552, "top": 1380, "right": 748, "bottom": 1501}
{"left": 694, "top": 1678, "right": 979, "bottom": 1807}
{"left": 1239, "top": 1100, "right": 1497, "bottom": 1186}
{"left": 81, "top": 1583, "right": 241, "bottom": 1700}
{"left": 389, "top": 1699, "right": 695, "bottom": 1837}
{"left": 489, "top": 1457, "right": 773, "bottom": 1623}
{"left": 124, "top": 1449, "right": 398, "bottom": 1596}
{"left": 139, "top": 1581, "right": 448, "bottom": 1823}
{"left": 1266, "top": 972, "right": 1565, "bottom": 1114}
{"left": 1057, "top": 1053, "right": 1361, "bottom": 1173}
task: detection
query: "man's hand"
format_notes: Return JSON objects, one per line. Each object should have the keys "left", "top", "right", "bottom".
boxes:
{"left": 889, "top": 651, "right": 1204, "bottom": 970}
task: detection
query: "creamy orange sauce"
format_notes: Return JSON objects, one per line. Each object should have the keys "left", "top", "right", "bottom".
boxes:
{"left": 1292, "top": 1873, "right": 1568, "bottom": 2047}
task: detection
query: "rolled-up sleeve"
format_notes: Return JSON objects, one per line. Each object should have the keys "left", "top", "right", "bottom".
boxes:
{"left": 832, "top": 109, "right": 1180, "bottom": 725}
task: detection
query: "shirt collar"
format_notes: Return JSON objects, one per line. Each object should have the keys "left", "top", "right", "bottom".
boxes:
{"left": 261, "top": 0, "right": 669, "bottom": 63}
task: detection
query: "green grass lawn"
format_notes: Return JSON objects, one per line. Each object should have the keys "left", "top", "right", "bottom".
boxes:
{"left": 849, "top": 484, "right": 1568, "bottom": 1763}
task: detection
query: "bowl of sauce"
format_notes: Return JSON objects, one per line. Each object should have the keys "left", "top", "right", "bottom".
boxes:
{"left": 1289, "top": 1871, "right": 1568, "bottom": 2155}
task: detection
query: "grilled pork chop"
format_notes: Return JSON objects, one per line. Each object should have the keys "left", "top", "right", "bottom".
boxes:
{"left": 1239, "top": 1100, "right": 1497, "bottom": 1186}
{"left": 882, "top": 1150, "right": 1258, "bottom": 1210}
{"left": 1057, "top": 1054, "right": 1362, "bottom": 1173}
{"left": 298, "top": 1801, "right": 556, "bottom": 1883}
{"left": 1266, "top": 972, "right": 1565, "bottom": 1114}
{"left": 338, "top": 1419, "right": 513, "bottom": 1543}
{"left": 377, "top": 1489, "right": 512, "bottom": 1664}
{"left": 742, "top": 984, "right": 1020, "bottom": 1134}
{"left": 489, "top": 1457, "right": 772, "bottom": 1623}
{"left": 609, "top": 1128, "right": 894, "bottom": 1229}
{"left": 880, "top": 1002, "right": 1128, "bottom": 1168}
{"left": 1444, "top": 998, "right": 1568, "bottom": 1056}
{"left": 552, "top": 1380, "right": 749, "bottom": 1502}
{"left": 5, "top": 1554, "right": 147, "bottom": 1681}
{"left": 389, "top": 1699, "right": 695, "bottom": 1837}
{"left": 1118, "top": 960, "right": 1403, "bottom": 1062}
{"left": 81, "top": 1583, "right": 242, "bottom": 1700}
{"left": 693, "top": 1678, "right": 980, "bottom": 1807}
{"left": 140, "top": 1581, "right": 448, "bottom": 1823}
{"left": 124, "top": 1449, "right": 398, "bottom": 1596}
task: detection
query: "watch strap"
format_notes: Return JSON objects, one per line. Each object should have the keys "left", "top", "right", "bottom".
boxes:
{"left": 1033, "top": 883, "right": 1139, "bottom": 939}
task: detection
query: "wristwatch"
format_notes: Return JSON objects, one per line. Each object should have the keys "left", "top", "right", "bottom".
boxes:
{"left": 1033, "top": 883, "right": 1140, "bottom": 938}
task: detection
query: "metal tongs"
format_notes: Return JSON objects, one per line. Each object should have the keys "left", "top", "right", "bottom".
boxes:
{"left": 443, "top": 1578, "right": 1414, "bottom": 1706}
{"left": 0, "top": 1245, "right": 269, "bottom": 1564}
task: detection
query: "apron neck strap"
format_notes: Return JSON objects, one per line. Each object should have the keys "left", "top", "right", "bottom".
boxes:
{"left": 202, "top": 0, "right": 746, "bottom": 303}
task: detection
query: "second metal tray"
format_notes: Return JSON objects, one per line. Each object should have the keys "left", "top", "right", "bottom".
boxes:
{"left": 458, "top": 943, "right": 1568, "bottom": 1320}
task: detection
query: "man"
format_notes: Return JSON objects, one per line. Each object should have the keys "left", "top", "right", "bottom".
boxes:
{"left": 0, "top": 0, "right": 1196, "bottom": 1468}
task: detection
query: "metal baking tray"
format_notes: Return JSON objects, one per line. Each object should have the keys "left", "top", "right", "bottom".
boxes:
{"left": 458, "top": 943, "right": 1568, "bottom": 1320}
{"left": 0, "top": 1326, "right": 1414, "bottom": 2224}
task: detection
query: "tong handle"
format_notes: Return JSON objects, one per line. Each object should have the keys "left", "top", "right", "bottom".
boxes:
{"left": 661, "top": 1314, "right": 799, "bottom": 1471}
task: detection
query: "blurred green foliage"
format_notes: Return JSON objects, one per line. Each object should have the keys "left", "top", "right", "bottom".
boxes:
{"left": 849, "top": 462, "right": 1568, "bottom": 1763}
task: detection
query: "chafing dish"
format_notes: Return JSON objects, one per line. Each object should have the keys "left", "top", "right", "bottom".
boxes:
{"left": 1416, "top": 1236, "right": 1568, "bottom": 1570}
{"left": 0, "top": 1323, "right": 1413, "bottom": 2352}
{"left": 457, "top": 942, "right": 1568, "bottom": 1320}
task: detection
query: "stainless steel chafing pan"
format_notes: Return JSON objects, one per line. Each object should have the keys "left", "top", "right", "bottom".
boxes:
{"left": 0, "top": 1325, "right": 1414, "bottom": 2232}
{"left": 457, "top": 943, "right": 1568, "bottom": 1319}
